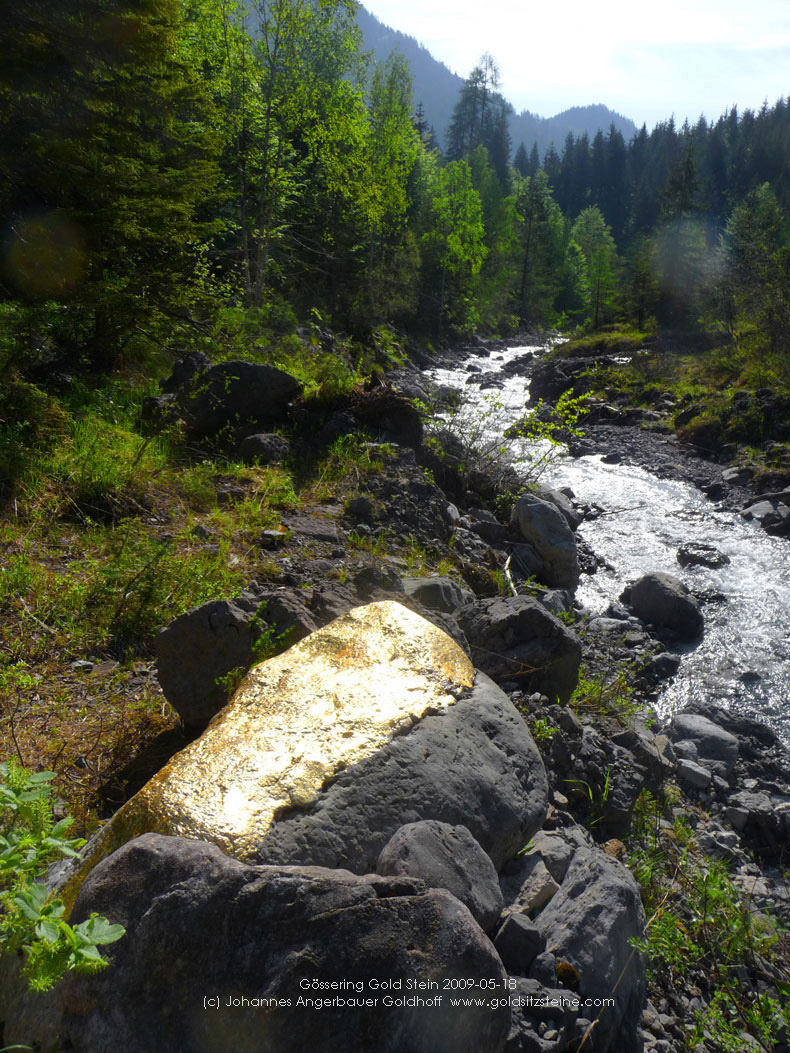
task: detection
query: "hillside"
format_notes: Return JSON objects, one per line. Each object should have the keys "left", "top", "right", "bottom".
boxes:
{"left": 355, "top": 5, "right": 637, "bottom": 154}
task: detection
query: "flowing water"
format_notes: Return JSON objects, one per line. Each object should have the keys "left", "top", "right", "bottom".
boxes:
{"left": 428, "top": 343, "right": 790, "bottom": 746}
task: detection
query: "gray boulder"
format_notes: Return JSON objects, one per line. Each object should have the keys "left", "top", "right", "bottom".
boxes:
{"left": 63, "top": 834, "right": 510, "bottom": 1053}
{"left": 401, "top": 576, "right": 475, "bottom": 614}
{"left": 510, "top": 494, "right": 581, "bottom": 588}
{"left": 155, "top": 599, "right": 258, "bottom": 728}
{"left": 621, "top": 572, "right": 704, "bottom": 642}
{"left": 537, "top": 488, "right": 582, "bottom": 530}
{"left": 176, "top": 360, "right": 302, "bottom": 436}
{"left": 535, "top": 846, "right": 647, "bottom": 1053}
{"left": 493, "top": 914, "right": 545, "bottom": 976}
{"left": 677, "top": 758, "right": 712, "bottom": 789}
{"left": 258, "top": 672, "right": 549, "bottom": 872}
{"left": 669, "top": 712, "right": 739, "bottom": 779}
{"left": 156, "top": 588, "right": 318, "bottom": 728}
{"left": 238, "top": 432, "right": 290, "bottom": 465}
{"left": 742, "top": 498, "right": 790, "bottom": 536}
{"left": 376, "top": 821, "right": 503, "bottom": 931}
{"left": 456, "top": 596, "right": 581, "bottom": 703}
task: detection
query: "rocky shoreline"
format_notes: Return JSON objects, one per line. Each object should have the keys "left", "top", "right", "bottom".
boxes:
{"left": 2, "top": 342, "right": 788, "bottom": 1053}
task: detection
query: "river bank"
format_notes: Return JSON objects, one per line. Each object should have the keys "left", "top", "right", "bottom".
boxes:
{"left": 2, "top": 336, "right": 789, "bottom": 1052}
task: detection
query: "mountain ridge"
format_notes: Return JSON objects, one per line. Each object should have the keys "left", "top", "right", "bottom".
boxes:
{"left": 355, "top": 5, "right": 638, "bottom": 156}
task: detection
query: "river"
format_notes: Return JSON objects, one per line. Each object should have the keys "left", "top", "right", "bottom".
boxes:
{"left": 428, "top": 342, "right": 790, "bottom": 746}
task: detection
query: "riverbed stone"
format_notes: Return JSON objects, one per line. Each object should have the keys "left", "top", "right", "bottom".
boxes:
{"left": 62, "top": 833, "right": 510, "bottom": 1053}
{"left": 535, "top": 846, "right": 647, "bottom": 1053}
{"left": 621, "top": 572, "right": 704, "bottom": 643}
{"left": 376, "top": 821, "right": 503, "bottom": 931}
{"left": 456, "top": 595, "right": 581, "bottom": 702}
{"left": 677, "top": 758, "right": 712, "bottom": 789}
{"left": 669, "top": 712, "right": 739, "bottom": 778}
{"left": 510, "top": 494, "right": 581, "bottom": 588}
{"left": 676, "top": 542, "right": 730, "bottom": 568}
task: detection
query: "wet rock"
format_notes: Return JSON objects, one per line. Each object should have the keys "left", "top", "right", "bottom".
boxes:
{"left": 645, "top": 652, "right": 682, "bottom": 681}
{"left": 176, "top": 360, "right": 302, "bottom": 436}
{"left": 535, "top": 846, "right": 647, "bottom": 1053}
{"left": 669, "top": 712, "right": 739, "bottom": 779}
{"left": 621, "top": 572, "right": 704, "bottom": 643}
{"left": 63, "top": 834, "right": 510, "bottom": 1053}
{"left": 676, "top": 542, "right": 730, "bottom": 569}
{"left": 457, "top": 596, "right": 581, "bottom": 703}
{"left": 376, "top": 821, "right": 503, "bottom": 931}
{"left": 742, "top": 498, "right": 790, "bottom": 535}
{"left": 510, "top": 495, "right": 580, "bottom": 589}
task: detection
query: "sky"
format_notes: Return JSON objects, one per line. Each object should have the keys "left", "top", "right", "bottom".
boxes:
{"left": 360, "top": 0, "right": 790, "bottom": 127}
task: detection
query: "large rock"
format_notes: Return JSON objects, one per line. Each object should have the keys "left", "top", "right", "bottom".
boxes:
{"left": 155, "top": 587, "right": 318, "bottom": 728}
{"left": 535, "top": 846, "right": 647, "bottom": 1053}
{"left": 176, "top": 360, "right": 302, "bottom": 436}
{"left": 456, "top": 596, "right": 581, "bottom": 702}
{"left": 510, "top": 494, "right": 580, "bottom": 588}
{"left": 257, "top": 671, "right": 548, "bottom": 873}
{"left": 621, "top": 572, "right": 704, "bottom": 642}
{"left": 58, "top": 602, "right": 547, "bottom": 906}
{"left": 62, "top": 834, "right": 510, "bottom": 1053}
{"left": 401, "top": 576, "right": 475, "bottom": 613}
{"left": 376, "top": 821, "right": 503, "bottom": 931}
{"left": 154, "top": 599, "right": 258, "bottom": 728}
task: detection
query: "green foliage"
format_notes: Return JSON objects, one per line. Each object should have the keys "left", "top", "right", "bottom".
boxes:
{"left": 530, "top": 718, "right": 559, "bottom": 748}
{"left": 420, "top": 159, "right": 487, "bottom": 334}
{"left": 628, "top": 787, "right": 790, "bottom": 1051}
{"left": 571, "top": 206, "right": 620, "bottom": 328}
{"left": 570, "top": 666, "right": 638, "bottom": 721}
{"left": 1, "top": 0, "right": 222, "bottom": 369}
{"left": 508, "top": 391, "right": 591, "bottom": 482}
{"left": 0, "top": 760, "right": 124, "bottom": 991}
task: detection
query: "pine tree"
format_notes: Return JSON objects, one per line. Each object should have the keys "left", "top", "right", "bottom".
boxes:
{"left": 0, "top": 0, "right": 221, "bottom": 369}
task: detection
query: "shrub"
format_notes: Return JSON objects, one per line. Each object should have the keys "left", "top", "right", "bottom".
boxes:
{"left": 0, "top": 760, "right": 124, "bottom": 992}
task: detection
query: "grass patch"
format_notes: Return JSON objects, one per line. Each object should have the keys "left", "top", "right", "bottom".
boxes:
{"left": 627, "top": 788, "right": 790, "bottom": 1051}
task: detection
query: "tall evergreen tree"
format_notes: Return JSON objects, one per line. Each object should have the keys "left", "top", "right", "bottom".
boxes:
{"left": 1, "top": 0, "right": 221, "bottom": 368}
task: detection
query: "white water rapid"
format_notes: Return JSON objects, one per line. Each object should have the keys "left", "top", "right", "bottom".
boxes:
{"left": 428, "top": 342, "right": 790, "bottom": 746}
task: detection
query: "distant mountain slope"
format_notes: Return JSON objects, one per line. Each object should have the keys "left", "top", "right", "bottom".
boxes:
{"left": 355, "top": 6, "right": 637, "bottom": 155}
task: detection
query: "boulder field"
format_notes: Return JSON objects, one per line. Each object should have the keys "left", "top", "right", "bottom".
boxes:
{"left": 31, "top": 602, "right": 649, "bottom": 1053}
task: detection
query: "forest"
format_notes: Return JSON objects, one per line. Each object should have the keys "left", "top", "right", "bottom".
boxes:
{"left": 3, "top": 0, "right": 789, "bottom": 370}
